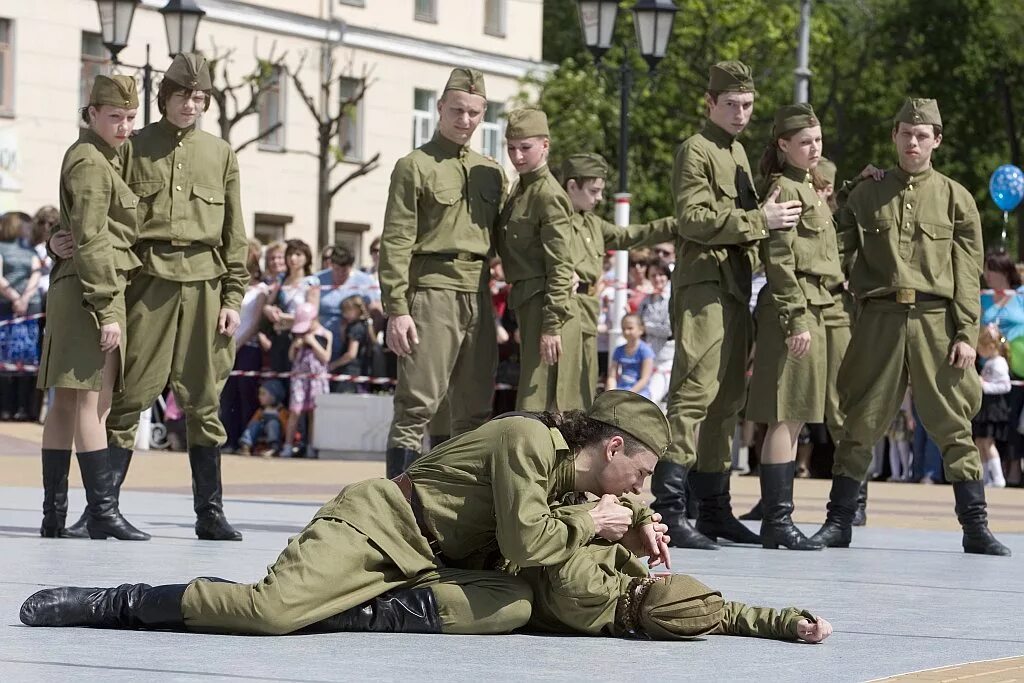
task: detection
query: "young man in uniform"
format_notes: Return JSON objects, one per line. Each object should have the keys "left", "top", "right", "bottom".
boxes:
{"left": 380, "top": 67, "right": 504, "bottom": 478}
{"left": 102, "top": 53, "right": 248, "bottom": 541}
{"left": 654, "top": 61, "right": 802, "bottom": 549}
{"left": 560, "top": 152, "right": 675, "bottom": 408}
{"left": 21, "top": 391, "right": 673, "bottom": 636}
{"left": 811, "top": 98, "right": 1010, "bottom": 556}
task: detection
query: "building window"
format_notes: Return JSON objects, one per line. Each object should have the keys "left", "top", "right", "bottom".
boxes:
{"left": 254, "top": 212, "right": 292, "bottom": 244}
{"left": 412, "top": 88, "right": 436, "bottom": 149}
{"left": 338, "top": 0, "right": 365, "bottom": 6}
{"left": 80, "top": 32, "right": 110, "bottom": 118}
{"left": 258, "top": 65, "right": 286, "bottom": 151}
{"left": 480, "top": 102, "right": 504, "bottom": 161}
{"left": 414, "top": 0, "right": 437, "bottom": 23}
{"left": 338, "top": 77, "right": 364, "bottom": 162}
{"left": 0, "top": 19, "right": 13, "bottom": 117}
{"left": 484, "top": 0, "right": 506, "bottom": 37}
{"left": 334, "top": 221, "right": 370, "bottom": 265}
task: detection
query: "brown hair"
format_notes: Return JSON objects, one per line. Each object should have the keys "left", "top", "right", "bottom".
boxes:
{"left": 156, "top": 79, "right": 211, "bottom": 116}
{"left": 284, "top": 238, "right": 313, "bottom": 277}
{"left": 892, "top": 122, "right": 942, "bottom": 138}
{"left": 645, "top": 258, "right": 671, "bottom": 279}
{"left": 977, "top": 325, "right": 1008, "bottom": 360}
{"left": 534, "top": 410, "right": 647, "bottom": 458}
{"left": 32, "top": 206, "right": 59, "bottom": 245}
{"left": 263, "top": 240, "right": 286, "bottom": 275}
{"left": 0, "top": 211, "right": 31, "bottom": 242}
{"left": 759, "top": 128, "right": 825, "bottom": 187}
{"left": 246, "top": 238, "right": 263, "bottom": 283}
{"left": 985, "top": 249, "right": 1022, "bottom": 288}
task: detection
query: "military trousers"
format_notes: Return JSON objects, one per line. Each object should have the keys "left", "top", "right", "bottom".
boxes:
{"left": 181, "top": 517, "right": 532, "bottom": 636}
{"left": 107, "top": 273, "right": 234, "bottom": 449}
{"left": 388, "top": 288, "right": 496, "bottom": 451}
{"left": 521, "top": 542, "right": 805, "bottom": 640}
{"left": 664, "top": 283, "right": 753, "bottom": 473}
{"left": 514, "top": 294, "right": 583, "bottom": 412}
{"left": 823, "top": 321, "right": 851, "bottom": 442}
{"left": 580, "top": 330, "right": 598, "bottom": 410}
{"left": 833, "top": 299, "right": 982, "bottom": 482}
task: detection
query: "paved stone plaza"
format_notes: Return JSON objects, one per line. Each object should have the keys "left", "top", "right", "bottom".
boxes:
{"left": 1, "top": 425, "right": 1022, "bottom": 682}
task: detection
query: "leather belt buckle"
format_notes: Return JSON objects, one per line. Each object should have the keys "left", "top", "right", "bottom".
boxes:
{"left": 896, "top": 288, "right": 916, "bottom": 304}
{"left": 169, "top": 240, "right": 190, "bottom": 247}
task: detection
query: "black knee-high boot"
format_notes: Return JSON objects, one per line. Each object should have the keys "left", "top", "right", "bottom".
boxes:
{"left": 301, "top": 587, "right": 442, "bottom": 634}
{"left": 40, "top": 449, "right": 72, "bottom": 538}
{"left": 78, "top": 449, "right": 150, "bottom": 541}
{"left": 20, "top": 583, "right": 187, "bottom": 629}
{"left": 759, "top": 462, "right": 823, "bottom": 551}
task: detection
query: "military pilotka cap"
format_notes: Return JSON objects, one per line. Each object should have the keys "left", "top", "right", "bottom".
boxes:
{"left": 816, "top": 158, "right": 837, "bottom": 186}
{"left": 164, "top": 52, "right": 212, "bottom": 91}
{"left": 562, "top": 153, "right": 609, "bottom": 181}
{"left": 587, "top": 390, "right": 671, "bottom": 457}
{"left": 444, "top": 67, "right": 486, "bottom": 98}
{"left": 505, "top": 107, "right": 549, "bottom": 139}
{"left": 90, "top": 75, "right": 139, "bottom": 109}
{"left": 639, "top": 575, "right": 725, "bottom": 640}
{"left": 895, "top": 97, "right": 942, "bottom": 129}
{"left": 707, "top": 60, "right": 755, "bottom": 93}
{"left": 772, "top": 103, "right": 818, "bottom": 137}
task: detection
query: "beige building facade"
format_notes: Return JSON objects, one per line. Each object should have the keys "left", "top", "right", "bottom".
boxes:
{"left": 0, "top": 0, "right": 546, "bottom": 266}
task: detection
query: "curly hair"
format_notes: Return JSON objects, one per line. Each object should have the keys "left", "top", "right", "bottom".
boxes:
{"left": 533, "top": 410, "right": 647, "bottom": 457}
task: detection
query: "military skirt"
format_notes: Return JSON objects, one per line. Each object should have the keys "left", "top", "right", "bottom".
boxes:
{"left": 746, "top": 290, "right": 828, "bottom": 424}
{"left": 37, "top": 272, "right": 126, "bottom": 392}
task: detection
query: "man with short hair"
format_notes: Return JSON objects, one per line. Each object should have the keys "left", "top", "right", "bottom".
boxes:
{"left": 104, "top": 53, "right": 248, "bottom": 541}
{"left": 316, "top": 244, "right": 380, "bottom": 383}
{"left": 379, "top": 68, "right": 504, "bottom": 478}
{"left": 811, "top": 98, "right": 1010, "bottom": 556}
{"left": 653, "top": 61, "right": 802, "bottom": 550}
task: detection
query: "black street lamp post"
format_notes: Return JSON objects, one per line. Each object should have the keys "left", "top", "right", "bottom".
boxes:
{"left": 94, "top": 0, "right": 206, "bottom": 125}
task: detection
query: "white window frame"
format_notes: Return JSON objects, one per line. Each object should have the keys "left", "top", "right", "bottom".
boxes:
{"left": 480, "top": 102, "right": 504, "bottom": 162}
{"left": 0, "top": 18, "right": 15, "bottom": 117}
{"left": 258, "top": 65, "right": 286, "bottom": 152}
{"left": 484, "top": 0, "right": 507, "bottom": 38}
{"left": 338, "top": 76, "right": 364, "bottom": 162}
{"left": 414, "top": 0, "right": 437, "bottom": 23}
{"left": 412, "top": 88, "right": 436, "bottom": 149}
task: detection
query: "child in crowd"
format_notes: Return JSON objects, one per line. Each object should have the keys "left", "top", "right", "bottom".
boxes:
{"left": 973, "top": 324, "right": 1010, "bottom": 487}
{"left": 329, "top": 295, "right": 373, "bottom": 394}
{"left": 606, "top": 313, "right": 654, "bottom": 398}
{"left": 887, "top": 390, "right": 914, "bottom": 481}
{"left": 285, "top": 302, "right": 332, "bottom": 457}
{"left": 238, "top": 380, "right": 287, "bottom": 457}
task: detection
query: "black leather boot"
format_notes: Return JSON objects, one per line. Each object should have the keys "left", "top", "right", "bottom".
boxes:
{"left": 20, "top": 583, "right": 187, "bottom": 629}
{"left": 189, "top": 446, "right": 242, "bottom": 541}
{"left": 851, "top": 480, "right": 868, "bottom": 527}
{"left": 759, "top": 462, "right": 823, "bottom": 550}
{"left": 301, "top": 587, "right": 442, "bottom": 634}
{"left": 691, "top": 471, "right": 761, "bottom": 545}
{"left": 953, "top": 480, "right": 1011, "bottom": 556}
{"left": 65, "top": 446, "right": 135, "bottom": 539}
{"left": 738, "top": 500, "right": 763, "bottom": 521}
{"left": 428, "top": 434, "right": 450, "bottom": 450}
{"left": 386, "top": 447, "right": 420, "bottom": 479}
{"left": 650, "top": 461, "right": 719, "bottom": 550}
{"left": 40, "top": 449, "right": 72, "bottom": 538}
{"left": 808, "top": 475, "right": 860, "bottom": 548}
{"left": 78, "top": 449, "right": 150, "bottom": 541}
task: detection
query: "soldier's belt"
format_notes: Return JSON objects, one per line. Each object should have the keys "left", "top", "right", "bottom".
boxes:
{"left": 391, "top": 473, "right": 444, "bottom": 561}
{"left": 874, "top": 289, "right": 947, "bottom": 304}
{"left": 576, "top": 281, "right": 597, "bottom": 296}
{"left": 424, "top": 252, "right": 487, "bottom": 262}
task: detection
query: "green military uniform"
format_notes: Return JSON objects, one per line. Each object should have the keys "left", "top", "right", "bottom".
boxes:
{"left": 175, "top": 390, "right": 671, "bottom": 634}
{"left": 747, "top": 107, "right": 842, "bottom": 425}
{"left": 498, "top": 109, "right": 578, "bottom": 411}
{"left": 652, "top": 62, "right": 766, "bottom": 549}
{"left": 815, "top": 98, "right": 1009, "bottom": 556}
{"left": 105, "top": 54, "right": 248, "bottom": 541}
{"left": 521, "top": 539, "right": 814, "bottom": 640}
{"left": 39, "top": 76, "right": 142, "bottom": 391}
{"left": 380, "top": 69, "right": 504, "bottom": 474}
{"left": 562, "top": 153, "right": 676, "bottom": 408}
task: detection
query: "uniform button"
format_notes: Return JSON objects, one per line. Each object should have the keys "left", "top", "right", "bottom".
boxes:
{"left": 177, "top": 142, "right": 183, "bottom": 148}
{"left": 176, "top": 163, "right": 182, "bottom": 169}
{"left": 908, "top": 185, "right": 913, "bottom": 190}
{"left": 906, "top": 203, "right": 912, "bottom": 209}
{"left": 585, "top": 237, "right": 591, "bottom": 243}
{"left": 175, "top": 185, "right": 182, "bottom": 191}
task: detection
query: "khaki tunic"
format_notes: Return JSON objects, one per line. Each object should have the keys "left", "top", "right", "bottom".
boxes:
{"left": 521, "top": 536, "right": 808, "bottom": 640}
{"left": 747, "top": 166, "right": 842, "bottom": 424}
{"left": 38, "top": 130, "right": 142, "bottom": 391}
{"left": 380, "top": 133, "right": 504, "bottom": 449}
{"left": 106, "top": 118, "right": 248, "bottom": 449}
{"left": 572, "top": 212, "right": 676, "bottom": 407}
{"left": 663, "top": 121, "right": 766, "bottom": 473}
{"left": 181, "top": 416, "right": 600, "bottom": 634}
{"left": 497, "top": 165, "right": 577, "bottom": 411}
{"left": 834, "top": 166, "right": 983, "bottom": 482}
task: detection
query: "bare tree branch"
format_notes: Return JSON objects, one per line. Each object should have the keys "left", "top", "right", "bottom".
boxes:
{"left": 233, "top": 122, "right": 283, "bottom": 153}
{"left": 329, "top": 153, "right": 381, "bottom": 199}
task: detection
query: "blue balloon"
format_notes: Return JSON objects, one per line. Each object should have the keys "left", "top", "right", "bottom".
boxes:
{"left": 990, "top": 164, "right": 1024, "bottom": 212}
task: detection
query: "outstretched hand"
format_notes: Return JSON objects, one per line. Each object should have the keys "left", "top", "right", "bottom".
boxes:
{"left": 797, "top": 617, "right": 833, "bottom": 643}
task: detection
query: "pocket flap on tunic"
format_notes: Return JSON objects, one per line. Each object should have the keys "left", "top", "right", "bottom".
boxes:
{"left": 118, "top": 191, "right": 139, "bottom": 209}
{"left": 192, "top": 183, "right": 225, "bottom": 204}
{"left": 717, "top": 182, "right": 738, "bottom": 199}
{"left": 429, "top": 186, "right": 462, "bottom": 206}
{"left": 918, "top": 220, "right": 953, "bottom": 240}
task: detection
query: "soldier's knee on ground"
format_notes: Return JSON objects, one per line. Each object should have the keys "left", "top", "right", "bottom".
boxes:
{"left": 431, "top": 576, "right": 534, "bottom": 635}
{"left": 638, "top": 575, "right": 725, "bottom": 639}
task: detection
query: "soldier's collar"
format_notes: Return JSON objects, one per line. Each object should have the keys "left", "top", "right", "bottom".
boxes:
{"left": 157, "top": 117, "right": 197, "bottom": 139}
{"left": 701, "top": 120, "right": 736, "bottom": 147}
{"left": 549, "top": 429, "right": 575, "bottom": 496}
{"left": 432, "top": 132, "right": 468, "bottom": 158}
{"left": 518, "top": 163, "right": 550, "bottom": 186}
{"left": 892, "top": 164, "right": 934, "bottom": 185}
{"left": 80, "top": 128, "right": 117, "bottom": 159}
{"left": 782, "top": 163, "right": 813, "bottom": 184}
